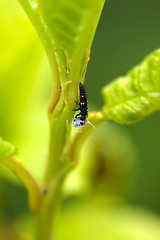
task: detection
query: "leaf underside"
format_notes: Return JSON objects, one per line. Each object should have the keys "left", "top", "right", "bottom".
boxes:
{"left": 38, "top": 0, "right": 105, "bottom": 81}
{"left": 38, "top": 0, "right": 104, "bottom": 56}
{"left": 102, "top": 49, "right": 160, "bottom": 124}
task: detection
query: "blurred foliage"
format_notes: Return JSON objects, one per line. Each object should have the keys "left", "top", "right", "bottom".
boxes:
{"left": 57, "top": 197, "right": 160, "bottom": 240}
{"left": 0, "top": 0, "right": 160, "bottom": 239}
{"left": 87, "top": 0, "right": 160, "bottom": 212}
{"left": 0, "top": 137, "right": 17, "bottom": 161}
{"left": 0, "top": 0, "right": 50, "bottom": 182}
{"left": 64, "top": 123, "right": 137, "bottom": 197}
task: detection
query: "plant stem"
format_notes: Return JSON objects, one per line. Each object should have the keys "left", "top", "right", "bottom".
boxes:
{"left": 35, "top": 174, "right": 63, "bottom": 240}
{"left": 1, "top": 157, "right": 42, "bottom": 211}
{"left": 45, "top": 105, "right": 74, "bottom": 184}
{"left": 35, "top": 103, "right": 74, "bottom": 240}
{"left": 35, "top": 163, "right": 73, "bottom": 240}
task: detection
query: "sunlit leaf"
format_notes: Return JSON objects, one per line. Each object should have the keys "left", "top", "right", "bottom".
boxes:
{"left": 0, "top": 0, "right": 51, "bottom": 182}
{"left": 0, "top": 0, "right": 46, "bottom": 139}
{"left": 102, "top": 49, "right": 160, "bottom": 124}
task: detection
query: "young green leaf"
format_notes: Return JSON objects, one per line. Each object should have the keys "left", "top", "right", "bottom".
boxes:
{"left": 102, "top": 49, "right": 160, "bottom": 124}
{"left": 38, "top": 0, "right": 105, "bottom": 107}
{"left": 38, "top": 0, "right": 105, "bottom": 62}
{"left": 0, "top": 137, "right": 18, "bottom": 160}
{"left": 18, "top": 0, "right": 105, "bottom": 108}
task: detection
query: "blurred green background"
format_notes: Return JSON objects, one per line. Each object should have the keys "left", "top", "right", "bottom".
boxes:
{"left": 88, "top": 0, "right": 160, "bottom": 212}
{"left": 1, "top": 0, "right": 160, "bottom": 239}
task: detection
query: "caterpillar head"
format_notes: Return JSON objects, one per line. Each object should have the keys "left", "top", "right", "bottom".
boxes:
{"left": 73, "top": 117, "right": 87, "bottom": 128}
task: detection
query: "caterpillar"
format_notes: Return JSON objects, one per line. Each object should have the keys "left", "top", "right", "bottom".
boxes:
{"left": 72, "top": 81, "right": 95, "bottom": 129}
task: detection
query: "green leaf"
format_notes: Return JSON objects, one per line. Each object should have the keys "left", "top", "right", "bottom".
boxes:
{"left": 0, "top": 137, "right": 18, "bottom": 161}
{"left": 18, "top": 0, "right": 105, "bottom": 108}
{"left": 102, "top": 49, "right": 160, "bottom": 124}
{"left": 0, "top": 0, "right": 46, "bottom": 140}
{"left": 0, "top": 0, "right": 50, "bottom": 182}
{"left": 38, "top": 0, "right": 105, "bottom": 60}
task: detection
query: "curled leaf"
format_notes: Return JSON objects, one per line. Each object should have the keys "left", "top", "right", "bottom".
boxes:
{"left": 102, "top": 49, "right": 160, "bottom": 124}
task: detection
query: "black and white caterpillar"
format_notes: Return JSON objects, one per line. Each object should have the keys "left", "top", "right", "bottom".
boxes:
{"left": 72, "top": 81, "right": 95, "bottom": 129}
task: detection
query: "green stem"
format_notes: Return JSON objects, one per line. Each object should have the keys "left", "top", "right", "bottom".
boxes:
{"left": 35, "top": 175, "right": 63, "bottom": 240}
{"left": 1, "top": 157, "right": 42, "bottom": 211}
{"left": 45, "top": 104, "right": 74, "bottom": 184}
{"left": 35, "top": 104, "right": 74, "bottom": 240}
{"left": 70, "top": 111, "right": 105, "bottom": 163}
{"left": 36, "top": 163, "right": 73, "bottom": 240}
{"left": 37, "top": 111, "right": 105, "bottom": 240}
